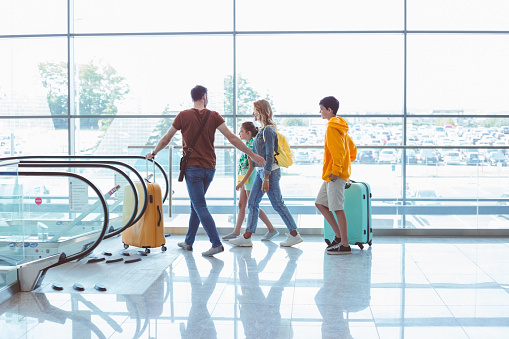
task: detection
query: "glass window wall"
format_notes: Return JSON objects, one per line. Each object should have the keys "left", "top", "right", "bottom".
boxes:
{"left": 1, "top": 1, "right": 508, "bottom": 232}
{"left": 0, "top": 0, "right": 67, "bottom": 35}
{"left": 73, "top": 0, "right": 233, "bottom": 33}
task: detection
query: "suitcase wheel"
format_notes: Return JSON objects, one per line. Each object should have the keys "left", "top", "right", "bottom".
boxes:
{"left": 123, "top": 243, "right": 129, "bottom": 250}
{"left": 144, "top": 248, "right": 151, "bottom": 254}
{"left": 368, "top": 240, "right": 372, "bottom": 246}
{"left": 162, "top": 245, "right": 167, "bottom": 252}
{"left": 355, "top": 242, "right": 364, "bottom": 250}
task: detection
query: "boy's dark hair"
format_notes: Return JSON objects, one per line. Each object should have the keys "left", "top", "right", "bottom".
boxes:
{"left": 191, "top": 85, "right": 207, "bottom": 102}
{"left": 241, "top": 121, "right": 258, "bottom": 138}
{"left": 319, "top": 96, "right": 340, "bottom": 115}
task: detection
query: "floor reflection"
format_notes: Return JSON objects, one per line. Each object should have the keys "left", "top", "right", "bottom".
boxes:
{"left": 234, "top": 242, "right": 300, "bottom": 338}
{"left": 314, "top": 248, "right": 372, "bottom": 338}
{"left": 180, "top": 252, "right": 223, "bottom": 339}
{"left": 1, "top": 236, "right": 509, "bottom": 339}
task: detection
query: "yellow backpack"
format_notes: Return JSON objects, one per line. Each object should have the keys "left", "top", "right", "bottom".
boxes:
{"left": 262, "top": 126, "right": 294, "bottom": 168}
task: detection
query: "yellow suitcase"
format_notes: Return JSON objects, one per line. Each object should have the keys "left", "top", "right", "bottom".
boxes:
{"left": 122, "top": 181, "right": 166, "bottom": 253}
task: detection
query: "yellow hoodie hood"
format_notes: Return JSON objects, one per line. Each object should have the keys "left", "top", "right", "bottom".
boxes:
{"left": 322, "top": 116, "right": 357, "bottom": 182}
{"left": 328, "top": 116, "right": 350, "bottom": 135}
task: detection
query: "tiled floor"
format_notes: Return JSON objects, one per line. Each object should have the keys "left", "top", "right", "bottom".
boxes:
{"left": 1, "top": 235, "right": 509, "bottom": 338}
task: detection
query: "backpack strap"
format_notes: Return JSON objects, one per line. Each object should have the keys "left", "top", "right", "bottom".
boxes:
{"left": 184, "top": 109, "right": 211, "bottom": 158}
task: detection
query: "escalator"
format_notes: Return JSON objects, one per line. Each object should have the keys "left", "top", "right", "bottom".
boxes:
{"left": 0, "top": 157, "right": 169, "bottom": 301}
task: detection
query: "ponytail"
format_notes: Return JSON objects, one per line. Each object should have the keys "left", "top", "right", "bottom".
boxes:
{"left": 241, "top": 121, "right": 258, "bottom": 138}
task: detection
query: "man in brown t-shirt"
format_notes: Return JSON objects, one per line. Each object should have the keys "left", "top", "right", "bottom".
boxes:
{"left": 147, "top": 85, "right": 265, "bottom": 257}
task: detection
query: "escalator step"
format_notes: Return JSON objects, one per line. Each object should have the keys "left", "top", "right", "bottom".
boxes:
{"left": 52, "top": 283, "right": 64, "bottom": 291}
{"left": 87, "top": 257, "right": 106, "bottom": 264}
{"left": 73, "top": 283, "right": 85, "bottom": 292}
{"left": 125, "top": 258, "right": 142, "bottom": 264}
{"left": 106, "top": 258, "right": 124, "bottom": 264}
{"left": 94, "top": 284, "right": 107, "bottom": 292}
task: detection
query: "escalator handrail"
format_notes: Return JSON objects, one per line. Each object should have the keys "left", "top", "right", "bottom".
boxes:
{"left": 0, "top": 159, "right": 20, "bottom": 167}
{"left": 1, "top": 156, "right": 169, "bottom": 203}
{"left": 0, "top": 170, "right": 109, "bottom": 267}
{"left": 18, "top": 161, "right": 140, "bottom": 239}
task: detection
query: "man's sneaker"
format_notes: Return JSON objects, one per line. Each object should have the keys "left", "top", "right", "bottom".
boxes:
{"left": 327, "top": 244, "right": 351, "bottom": 255}
{"left": 261, "top": 230, "right": 279, "bottom": 241}
{"left": 280, "top": 233, "right": 303, "bottom": 247}
{"left": 229, "top": 235, "right": 253, "bottom": 247}
{"left": 202, "top": 246, "right": 224, "bottom": 257}
{"left": 178, "top": 242, "right": 192, "bottom": 251}
{"left": 327, "top": 236, "right": 342, "bottom": 249}
{"left": 222, "top": 232, "right": 240, "bottom": 240}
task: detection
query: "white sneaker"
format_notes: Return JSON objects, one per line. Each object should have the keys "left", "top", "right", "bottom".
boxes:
{"left": 280, "top": 233, "right": 303, "bottom": 247}
{"left": 229, "top": 234, "right": 253, "bottom": 247}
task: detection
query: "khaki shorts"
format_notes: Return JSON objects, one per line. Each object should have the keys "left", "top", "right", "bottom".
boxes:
{"left": 315, "top": 179, "right": 346, "bottom": 212}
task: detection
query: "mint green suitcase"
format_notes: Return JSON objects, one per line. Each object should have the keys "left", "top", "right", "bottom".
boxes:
{"left": 324, "top": 181, "right": 372, "bottom": 249}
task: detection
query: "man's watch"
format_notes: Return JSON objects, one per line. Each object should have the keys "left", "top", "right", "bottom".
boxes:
{"left": 151, "top": 151, "right": 157, "bottom": 157}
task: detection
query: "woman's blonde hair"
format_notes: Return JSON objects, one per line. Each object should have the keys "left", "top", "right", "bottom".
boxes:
{"left": 253, "top": 99, "right": 276, "bottom": 128}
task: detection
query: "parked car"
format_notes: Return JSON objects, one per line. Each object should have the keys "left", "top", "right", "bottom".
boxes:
{"left": 378, "top": 149, "right": 398, "bottom": 163}
{"left": 443, "top": 151, "right": 461, "bottom": 165}
{"left": 356, "top": 149, "right": 377, "bottom": 163}
{"left": 404, "top": 149, "right": 418, "bottom": 164}
{"left": 466, "top": 152, "right": 483, "bottom": 166}
{"left": 294, "top": 150, "right": 317, "bottom": 164}
{"left": 498, "top": 193, "right": 509, "bottom": 205}
{"left": 417, "top": 149, "right": 439, "bottom": 164}
{"left": 487, "top": 150, "right": 507, "bottom": 166}
{"left": 412, "top": 189, "right": 441, "bottom": 205}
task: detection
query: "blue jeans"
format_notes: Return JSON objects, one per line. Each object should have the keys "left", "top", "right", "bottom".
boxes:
{"left": 184, "top": 166, "right": 222, "bottom": 248}
{"left": 246, "top": 168, "right": 297, "bottom": 234}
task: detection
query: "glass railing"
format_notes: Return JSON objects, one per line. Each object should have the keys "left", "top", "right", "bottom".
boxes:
{"left": 3, "top": 155, "right": 169, "bottom": 222}
{"left": 0, "top": 169, "right": 109, "bottom": 291}
{"left": 159, "top": 144, "right": 509, "bottom": 231}
{"left": 2, "top": 156, "right": 168, "bottom": 197}
{"left": 0, "top": 160, "right": 22, "bottom": 295}
{"left": 17, "top": 161, "right": 142, "bottom": 239}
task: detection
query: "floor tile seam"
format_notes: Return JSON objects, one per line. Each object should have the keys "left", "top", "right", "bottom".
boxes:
{"left": 369, "top": 306, "right": 383, "bottom": 339}
{"left": 441, "top": 299, "right": 496, "bottom": 336}
{"left": 209, "top": 271, "right": 235, "bottom": 313}
{"left": 468, "top": 260, "right": 505, "bottom": 290}
{"left": 14, "top": 322, "right": 38, "bottom": 339}
{"left": 474, "top": 266, "right": 509, "bottom": 291}
{"left": 453, "top": 243, "right": 489, "bottom": 267}
{"left": 406, "top": 251, "right": 436, "bottom": 294}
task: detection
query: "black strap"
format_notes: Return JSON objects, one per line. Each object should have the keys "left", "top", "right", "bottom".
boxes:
{"left": 184, "top": 109, "right": 211, "bottom": 159}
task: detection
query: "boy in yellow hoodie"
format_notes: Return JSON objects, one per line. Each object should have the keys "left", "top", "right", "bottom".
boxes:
{"left": 315, "top": 96, "right": 357, "bottom": 255}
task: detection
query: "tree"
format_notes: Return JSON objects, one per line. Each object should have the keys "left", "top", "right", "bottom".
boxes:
{"left": 38, "top": 61, "right": 68, "bottom": 129}
{"left": 223, "top": 74, "right": 275, "bottom": 116}
{"left": 39, "top": 60, "right": 130, "bottom": 129}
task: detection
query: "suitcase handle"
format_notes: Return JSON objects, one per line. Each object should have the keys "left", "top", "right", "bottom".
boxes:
{"left": 157, "top": 205, "right": 162, "bottom": 227}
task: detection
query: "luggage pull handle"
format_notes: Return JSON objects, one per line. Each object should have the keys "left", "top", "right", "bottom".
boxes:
{"left": 145, "top": 159, "right": 157, "bottom": 183}
{"left": 345, "top": 179, "right": 353, "bottom": 189}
